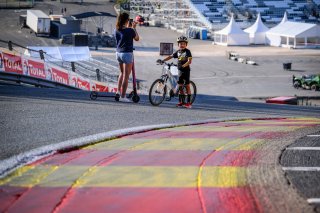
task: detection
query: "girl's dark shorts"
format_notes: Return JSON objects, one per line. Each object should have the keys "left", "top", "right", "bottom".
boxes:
{"left": 178, "top": 69, "right": 190, "bottom": 85}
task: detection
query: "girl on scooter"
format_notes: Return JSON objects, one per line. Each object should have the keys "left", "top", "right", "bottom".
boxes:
{"left": 115, "top": 12, "right": 140, "bottom": 102}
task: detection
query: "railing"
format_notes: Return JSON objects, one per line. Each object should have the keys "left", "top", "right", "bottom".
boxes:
{"left": 184, "top": 0, "right": 214, "bottom": 30}
{"left": 0, "top": 40, "right": 118, "bottom": 93}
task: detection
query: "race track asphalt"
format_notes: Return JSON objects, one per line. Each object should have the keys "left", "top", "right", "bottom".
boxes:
{"left": 1, "top": 83, "right": 320, "bottom": 161}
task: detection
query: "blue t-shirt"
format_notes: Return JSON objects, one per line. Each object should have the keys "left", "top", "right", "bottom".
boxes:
{"left": 115, "top": 28, "right": 136, "bottom": 53}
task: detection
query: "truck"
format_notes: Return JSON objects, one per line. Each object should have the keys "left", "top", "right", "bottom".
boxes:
{"left": 27, "top": 10, "right": 50, "bottom": 36}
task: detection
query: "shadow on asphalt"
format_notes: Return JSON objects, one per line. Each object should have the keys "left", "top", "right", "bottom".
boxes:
{"left": 1, "top": 82, "right": 320, "bottom": 118}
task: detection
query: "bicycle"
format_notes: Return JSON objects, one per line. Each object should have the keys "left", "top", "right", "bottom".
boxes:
{"left": 148, "top": 60, "right": 197, "bottom": 106}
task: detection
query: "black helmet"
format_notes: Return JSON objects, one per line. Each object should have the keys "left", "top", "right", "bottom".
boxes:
{"left": 177, "top": 35, "right": 188, "bottom": 43}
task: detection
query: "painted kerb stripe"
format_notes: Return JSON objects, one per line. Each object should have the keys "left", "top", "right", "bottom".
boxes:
{"left": 286, "top": 147, "right": 320, "bottom": 151}
{"left": 308, "top": 198, "right": 320, "bottom": 204}
{"left": 282, "top": 167, "right": 320, "bottom": 172}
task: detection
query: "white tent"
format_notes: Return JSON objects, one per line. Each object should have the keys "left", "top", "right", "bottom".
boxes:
{"left": 213, "top": 15, "right": 250, "bottom": 46}
{"left": 280, "top": 11, "right": 288, "bottom": 24}
{"left": 24, "top": 46, "right": 92, "bottom": 61}
{"left": 244, "top": 13, "right": 269, "bottom": 44}
{"left": 266, "top": 16, "right": 320, "bottom": 48}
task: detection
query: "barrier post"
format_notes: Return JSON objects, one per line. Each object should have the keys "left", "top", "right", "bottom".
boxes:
{"left": 39, "top": 50, "right": 44, "bottom": 60}
{"left": 8, "top": 41, "right": 13, "bottom": 51}
{"left": 71, "top": 62, "right": 75, "bottom": 72}
{"left": 96, "top": 68, "right": 101, "bottom": 81}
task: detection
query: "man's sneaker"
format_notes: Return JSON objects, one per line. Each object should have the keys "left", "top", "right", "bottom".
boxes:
{"left": 184, "top": 103, "right": 192, "bottom": 108}
{"left": 176, "top": 102, "right": 185, "bottom": 107}
{"left": 119, "top": 97, "right": 131, "bottom": 102}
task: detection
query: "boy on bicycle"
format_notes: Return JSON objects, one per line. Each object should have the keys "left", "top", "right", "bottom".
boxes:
{"left": 159, "top": 36, "right": 193, "bottom": 108}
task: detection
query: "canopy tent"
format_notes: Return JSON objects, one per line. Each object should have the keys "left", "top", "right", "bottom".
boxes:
{"left": 24, "top": 46, "right": 91, "bottom": 62}
{"left": 244, "top": 13, "right": 269, "bottom": 44}
{"left": 213, "top": 15, "right": 249, "bottom": 46}
{"left": 280, "top": 11, "right": 288, "bottom": 24}
{"left": 266, "top": 19, "right": 320, "bottom": 48}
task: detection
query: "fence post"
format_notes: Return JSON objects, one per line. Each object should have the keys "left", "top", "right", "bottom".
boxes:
{"left": 96, "top": 68, "right": 101, "bottom": 81}
{"left": 71, "top": 62, "right": 75, "bottom": 72}
{"left": 8, "top": 41, "right": 13, "bottom": 51}
{"left": 39, "top": 50, "right": 44, "bottom": 60}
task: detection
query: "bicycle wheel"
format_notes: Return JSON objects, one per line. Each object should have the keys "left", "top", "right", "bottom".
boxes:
{"left": 149, "top": 79, "right": 167, "bottom": 106}
{"left": 183, "top": 81, "right": 197, "bottom": 104}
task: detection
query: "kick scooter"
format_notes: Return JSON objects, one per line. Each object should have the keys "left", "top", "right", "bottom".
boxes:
{"left": 90, "top": 56, "right": 140, "bottom": 103}
{"left": 127, "top": 56, "right": 140, "bottom": 103}
{"left": 90, "top": 90, "right": 120, "bottom": 101}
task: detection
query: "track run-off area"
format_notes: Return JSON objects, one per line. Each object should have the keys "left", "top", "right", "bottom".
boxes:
{"left": 1, "top": 117, "right": 320, "bottom": 213}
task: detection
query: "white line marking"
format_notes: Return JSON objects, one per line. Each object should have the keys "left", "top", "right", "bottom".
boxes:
{"left": 286, "top": 147, "right": 320, "bottom": 151}
{"left": 307, "top": 135, "right": 320, "bottom": 137}
{"left": 308, "top": 198, "right": 320, "bottom": 204}
{"left": 282, "top": 167, "right": 320, "bottom": 171}
{"left": 193, "top": 75, "right": 290, "bottom": 80}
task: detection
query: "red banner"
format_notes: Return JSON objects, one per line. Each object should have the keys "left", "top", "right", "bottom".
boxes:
{"left": 77, "top": 76, "right": 90, "bottom": 91}
{"left": 91, "top": 81, "right": 118, "bottom": 93}
{"left": 109, "top": 87, "right": 118, "bottom": 93}
{"left": 0, "top": 52, "right": 3, "bottom": 71}
{"left": 94, "top": 82, "right": 109, "bottom": 92}
{"left": 50, "top": 66, "right": 69, "bottom": 85}
{"left": 69, "top": 72, "right": 78, "bottom": 88}
{"left": 22, "top": 58, "right": 46, "bottom": 79}
{"left": 2, "top": 52, "right": 23, "bottom": 74}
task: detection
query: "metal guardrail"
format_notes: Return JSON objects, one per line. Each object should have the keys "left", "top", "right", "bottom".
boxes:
{"left": 0, "top": 39, "right": 118, "bottom": 83}
{"left": 0, "top": 40, "right": 123, "bottom": 93}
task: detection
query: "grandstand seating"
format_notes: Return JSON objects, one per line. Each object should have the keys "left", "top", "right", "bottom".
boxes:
{"left": 190, "top": 0, "right": 320, "bottom": 27}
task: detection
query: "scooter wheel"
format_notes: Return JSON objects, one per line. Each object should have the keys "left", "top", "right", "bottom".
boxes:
{"left": 115, "top": 93, "right": 120, "bottom": 101}
{"left": 90, "top": 91, "right": 98, "bottom": 100}
{"left": 132, "top": 95, "right": 140, "bottom": 103}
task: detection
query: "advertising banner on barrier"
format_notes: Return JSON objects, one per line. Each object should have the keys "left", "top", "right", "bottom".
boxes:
{"left": 45, "top": 63, "right": 69, "bottom": 85}
{"left": 91, "top": 80, "right": 118, "bottom": 93}
{"left": 0, "top": 49, "right": 119, "bottom": 94}
{"left": 91, "top": 80, "right": 109, "bottom": 92}
{"left": 69, "top": 71, "right": 78, "bottom": 88}
{"left": 77, "top": 75, "right": 90, "bottom": 91}
{"left": 1, "top": 52, "right": 23, "bottom": 74}
{"left": 68, "top": 71, "right": 90, "bottom": 91}
{"left": 22, "top": 57, "right": 46, "bottom": 79}
{"left": 110, "top": 87, "right": 118, "bottom": 93}
{"left": 0, "top": 51, "right": 3, "bottom": 72}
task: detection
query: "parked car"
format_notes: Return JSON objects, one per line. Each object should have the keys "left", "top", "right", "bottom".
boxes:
{"left": 292, "top": 74, "right": 320, "bottom": 91}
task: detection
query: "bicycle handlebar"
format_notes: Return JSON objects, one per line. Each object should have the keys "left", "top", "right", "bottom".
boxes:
{"left": 156, "top": 60, "right": 177, "bottom": 67}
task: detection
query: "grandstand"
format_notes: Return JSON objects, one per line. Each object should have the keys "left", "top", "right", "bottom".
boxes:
{"left": 130, "top": 0, "right": 205, "bottom": 32}
{"left": 130, "top": 0, "right": 319, "bottom": 31}
{"left": 191, "top": 0, "right": 320, "bottom": 27}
